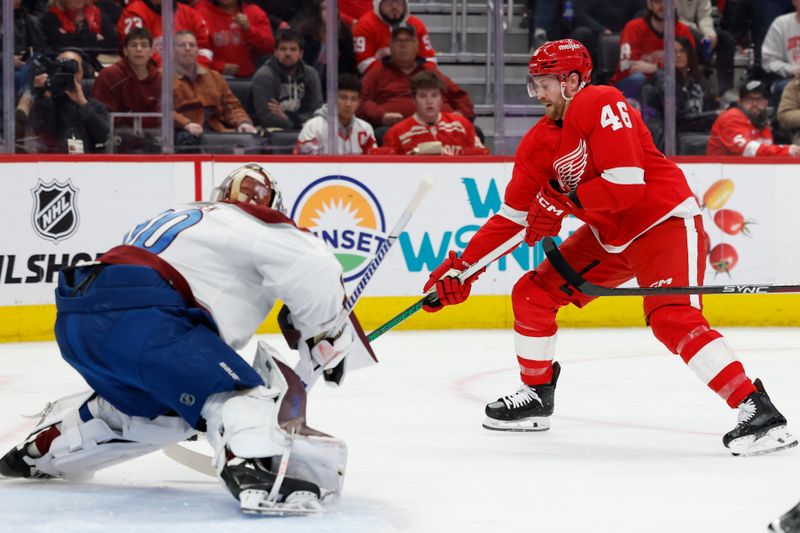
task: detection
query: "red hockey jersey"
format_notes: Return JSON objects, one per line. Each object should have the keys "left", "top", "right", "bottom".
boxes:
{"left": 352, "top": 12, "right": 435, "bottom": 74}
{"left": 119, "top": 1, "right": 211, "bottom": 65}
{"left": 194, "top": 0, "right": 274, "bottom": 78}
{"left": 553, "top": 84, "right": 699, "bottom": 252}
{"left": 382, "top": 112, "right": 482, "bottom": 155}
{"left": 706, "top": 107, "right": 792, "bottom": 156}
{"left": 462, "top": 85, "right": 700, "bottom": 263}
{"left": 611, "top": 17, "right": 696, "bottom": 84}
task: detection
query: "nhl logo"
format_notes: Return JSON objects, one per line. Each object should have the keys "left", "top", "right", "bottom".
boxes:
{"left": 31, "top": 179, "right": 80, "bottom": 243}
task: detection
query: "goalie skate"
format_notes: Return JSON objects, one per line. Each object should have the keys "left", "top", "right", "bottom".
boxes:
{"left": 239, "top": 488, "right": 323, "bottom": 516}
{"left": 724, "top": 379, "right": 797, "bottom": 457}
{"left": 221, "top": 456, "right": 323, "bottom": 516}
{"left": 768, "top": 501, "right": 800, "bottom": 533}
{"left": 483, "top": 362, "right": 560, "bottom": 432}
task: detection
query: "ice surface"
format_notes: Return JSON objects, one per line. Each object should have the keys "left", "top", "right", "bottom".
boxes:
{"left": 1, "top": 328, "right": 799, "bottom": 533}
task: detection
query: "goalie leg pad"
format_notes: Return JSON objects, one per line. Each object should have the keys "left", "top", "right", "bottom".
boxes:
{"left": 10, "top": 393, "right": 195, "bottom": 479}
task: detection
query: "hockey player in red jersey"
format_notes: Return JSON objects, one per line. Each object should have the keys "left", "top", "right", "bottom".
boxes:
{"left": 422, "top": 39, "right": 796, "bottom": 456}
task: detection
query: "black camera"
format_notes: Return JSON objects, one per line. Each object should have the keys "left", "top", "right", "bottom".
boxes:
{"left": 31, "top": 54, "right": 80, "bottom": 98}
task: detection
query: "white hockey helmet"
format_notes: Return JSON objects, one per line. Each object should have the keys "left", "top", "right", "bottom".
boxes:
{"left": 211, "top": 163, "right": 285, "bottom": 214}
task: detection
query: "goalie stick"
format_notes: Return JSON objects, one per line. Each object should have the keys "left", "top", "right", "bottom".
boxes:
{"left": 336, "top": 174, "right": 434, "bottom": 328}
{"left": 367, "top": 229, "right": 527, "bottom": 341}
{"left": 541, "top": 236, "right": 800, "bottom": 296}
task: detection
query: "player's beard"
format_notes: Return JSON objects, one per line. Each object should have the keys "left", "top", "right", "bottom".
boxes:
{"left": 380, "top": 9, "right": 406, "bottom": 24}
{"left": 744, "top": 107, "right": 769, "bottom": 129}
{"left": 543, "top": 99, "right": 566, "bottom": 120}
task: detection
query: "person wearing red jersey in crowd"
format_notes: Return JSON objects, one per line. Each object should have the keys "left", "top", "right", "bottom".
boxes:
{"left": 422, "top": 39, "right": 796, "bottom": 457}
{"left": 42, "top": 0, "right": 118, "bottom": 56}
{"left": 382, "top": 70, "right": 484, "bottom": 155}
{"left": 340, "top": 0, "right": 372, "bottom": 27}
{"left": 611, "top": 0, "right": 695, "bottom": 107}
{"left": 358, "top": 24, "right": 473, "bottom": 137}
{"left": 118, "top": 0, "right": 212, "bottom": 66}
{"left": 707, "top": 79, "right": 800, "bottom": 156}
{"left": 194, "top": 0, "right": 274, "bottom": 78}
{"left": 352, "top": 0, "right": 435, "bottom": 74}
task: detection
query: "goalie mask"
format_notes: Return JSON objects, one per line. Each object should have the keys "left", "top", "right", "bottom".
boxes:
{"left": 211, "top": 163, "right": 285, "bottom": 214}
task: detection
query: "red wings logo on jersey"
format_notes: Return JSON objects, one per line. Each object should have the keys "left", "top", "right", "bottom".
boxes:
{"left": 553, "top": 139, "right": 588, "bottom": 191}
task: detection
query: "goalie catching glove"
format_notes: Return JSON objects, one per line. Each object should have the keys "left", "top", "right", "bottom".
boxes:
{"left": 422, "top": 250, "right": 485, "bottom": 312}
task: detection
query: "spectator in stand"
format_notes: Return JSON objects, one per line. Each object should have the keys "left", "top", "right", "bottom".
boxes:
{"left": 12, "top": 0, "right": 46, "bottom": 96}
{"left": 777, "top": 72, "right": 800, "bottom": 142}
{"left": 91, "top": 26, "right": 162, "bottom": 150}
{"left": 582, "top": 0, "right": 645, "bottom": 34}
{"left": 748, "top": 0, "right": 794, "bottom": 66}
{"left": 194, "top": 0, "right": 274, "bottom": 79}
{"left": 251, "top": 28, "right": 322, "bottom": 130}
{"left": 27, "top": 49, "right": 109, "bottom": 153}
{"left": 675, "top": 0, "right": 735, "bottom": 95}
{"left": 294, "top": 74, "right": 375, "bottom": 154}
{"left": 527, "top": 0, "right": 597, "bottom": 60}
{"left": 353, "top": 0, "right": 435, "bottom": 74}
{"left": 172, "top": 30, "right": 257, "bottom": 147}
{"left": 358, "top": 24, "right": 473, "bottom": 137}
{"left": 643, "top": 37, "right": 720, "bottom": 149}
{"left": 118, "top": 0, "right": 212, "bottom": 66}
{"left": 249, "top": 0, "right": 308, "bottom": 32}
{"left": 707, "top": 79, "right": 800, "bottom": 156}
{"left": 292, "top": 0, "right": 357, "bottom": 98}
{"left": 761, "top": 1, "right": 800, "bottom": 101}
{"left": 611, "top": 0, "right": 696, "bottom": 107}
{"left": 340, "top": 0, "right": 371, "bottom": 27}
{"left": 382, "top": 71, "right": 485, "bottom": 156}
{"left": 42, "top": 0, "right": 118, "bottom": 57}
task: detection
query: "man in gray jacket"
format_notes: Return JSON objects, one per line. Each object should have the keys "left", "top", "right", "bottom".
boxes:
{"left": 252, "top": 28, "right": 322, "bottom": 131}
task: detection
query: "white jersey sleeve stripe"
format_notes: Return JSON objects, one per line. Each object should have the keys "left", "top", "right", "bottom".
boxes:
{"left": 600, "top": 166, "right": 645, "bottom": 185}
{"left": 498, "top": 203, "right": 528, "bottom": 226}
{"left": 743, "top": 140, "right": 761, "bottom": 157}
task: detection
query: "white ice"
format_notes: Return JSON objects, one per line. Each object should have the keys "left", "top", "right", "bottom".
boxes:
{"left": 1, "top": 328, "right": 799, "bottom": 533}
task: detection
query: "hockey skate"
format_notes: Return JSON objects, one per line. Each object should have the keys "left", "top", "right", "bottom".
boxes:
{"left": 0, "top": 426, "right": 60, "bottom": 479}
{"left": 768, "top": 501, "right": 800, "bottom": 533}
{"left": 221, "top": 455, "right": 323, "bottom": 516}
{"left": 483, "top": 362, "right": 560, "bottom": 432}
{"left": 723, "top": 379, "right": 797, "bottom": 456}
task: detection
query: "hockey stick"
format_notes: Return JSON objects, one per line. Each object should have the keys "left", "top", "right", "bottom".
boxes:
{"left": 336, "top": 174, "right": 435, "bottom": 327}
{"left": 541, "top": 236, "right": 800, "bottom": 296}
{"left": 367, "top": 229, "right": 527, "bottom": 341}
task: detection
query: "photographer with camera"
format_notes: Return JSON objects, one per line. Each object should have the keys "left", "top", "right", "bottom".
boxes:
{"left": 27, "top": 50, "right": 109, "bottom": 153}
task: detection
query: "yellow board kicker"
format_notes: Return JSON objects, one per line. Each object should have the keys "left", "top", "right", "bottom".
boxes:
{"left": 2, "top": 294, "right": 800, "bottom": 343}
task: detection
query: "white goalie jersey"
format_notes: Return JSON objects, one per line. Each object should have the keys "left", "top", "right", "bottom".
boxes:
{"left": 122, "top": 202, "right": 344, "bottom": 349}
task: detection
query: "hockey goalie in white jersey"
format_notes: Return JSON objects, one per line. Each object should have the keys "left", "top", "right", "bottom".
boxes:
{"left": 0, "top": 163, "right": 376, "bottom": 516}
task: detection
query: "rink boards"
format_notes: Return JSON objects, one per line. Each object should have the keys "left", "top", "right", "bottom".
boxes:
{"left": 1, "top": 155, "right": 799, "bottom": 342}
